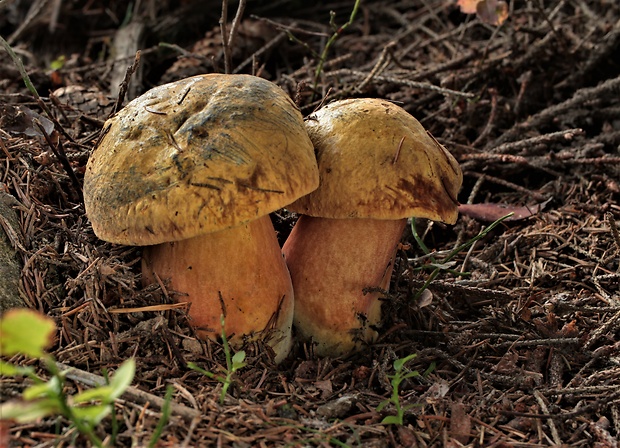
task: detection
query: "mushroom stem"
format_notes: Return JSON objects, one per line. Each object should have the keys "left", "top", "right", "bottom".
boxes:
{"left": 142, "top": 215, "right": 294, "bottom": 363}
{"left": 282, "top": 216, "right": 407, "bottom": 357}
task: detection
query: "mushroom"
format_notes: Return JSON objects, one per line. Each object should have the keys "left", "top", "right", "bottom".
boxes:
{"left": 282, "top": 98, "right": 462, "bottom": 357}
{"left": 83, "top": 74, "right": 319, "bottom": 362}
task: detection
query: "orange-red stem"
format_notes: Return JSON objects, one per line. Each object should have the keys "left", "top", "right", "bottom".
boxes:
{"left": 283, "top": 216, "right": 406, "bottom": 357}
{"left": 142, "top": 215, "right": 294, "bottom": 362}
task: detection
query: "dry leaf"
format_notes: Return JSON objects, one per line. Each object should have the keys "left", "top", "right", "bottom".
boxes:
{"left": 457, "top": 0, "right": 509, "bottom": 26}
{"left": 560, "top": 320, "right": 579, "bottom": 338}
{"left": 477, "top": 0, "right": 509, "bottom": 26}
{"left": 314, "top": 379, "right": 333, "bottom": 394}
{"left": 316, "top": 394, "right": 357, "bottom": 419}
{"left": 494, "top": 351, "right": 518, "bottom": 374}
{"left": 458, "top": 198, "right": 551, "bottom": 222}
{"left": 449, "top": 402, "right": 472, "bottom": 444}
{"left": 0, "top": 105, "right": 54, "bottom": 138}
{"left": 457, "top": 0, "right": 479, "bottom": 14}
{"left": 417, "top": 288, "right": 434, "bottom": 308}
{"left": 424, "top": 380, "right": 450, "bottom": 404}
{"left": 397, "top": 426, "right": 418, "bottom": 447}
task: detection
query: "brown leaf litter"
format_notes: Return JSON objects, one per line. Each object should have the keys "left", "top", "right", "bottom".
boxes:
{"left": 1, "top": 1, "right": 620, "bottom": 446}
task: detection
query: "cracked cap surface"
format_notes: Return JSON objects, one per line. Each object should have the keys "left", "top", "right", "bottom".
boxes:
{"left": 84, "top": 74, "right": 319, "bottom": 245}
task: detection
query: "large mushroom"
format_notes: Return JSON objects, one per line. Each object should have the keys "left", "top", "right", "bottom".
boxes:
{"left": 283, "top": 98, "right": 463, "bottom": 357}
{"left": 84, "top": 74, "right": 319, "bottom": 362}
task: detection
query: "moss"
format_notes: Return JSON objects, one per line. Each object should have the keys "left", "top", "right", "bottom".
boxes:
{"left": 0, "top": 192, "right": 24, "bottom": 314}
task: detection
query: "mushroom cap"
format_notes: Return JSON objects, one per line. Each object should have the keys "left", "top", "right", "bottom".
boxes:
{"left": 288, "top": 98, "right": 462, "bottom": 223}
{"left": 84, "top": 74, "right": 319, "bottom": 245}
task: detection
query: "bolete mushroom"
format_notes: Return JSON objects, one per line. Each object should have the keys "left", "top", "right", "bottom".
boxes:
{"left": 282, "top": 98, "right": 463, "bottom": 357}
{"left": 83, "top": 74, "right": 319, "bottom": 362}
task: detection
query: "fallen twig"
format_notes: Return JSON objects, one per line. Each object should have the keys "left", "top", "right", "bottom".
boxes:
{"left": 489, "top": 75, "right": 620, "bottom": 147}
{"left": 56, "top": 362, "right": 202, "bottom": 423}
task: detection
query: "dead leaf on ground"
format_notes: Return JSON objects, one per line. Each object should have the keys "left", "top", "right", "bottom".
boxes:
{"left": 0, "top": 105, "right": 54, "bottom": 138}
{"left": 476, "top": 0, "right": 509, "bottom": 25}
{"left": 458, "top": 198, "right": 552, "bottom": 222}
{"left": 493, "top": 351, "right": 519, "bottom": 374}
{"left": 417, "top": 288, "right": 434, "bottom": 308}
{"left": 423, "top": 380, "right": 450, "bottom": 404}
{"left": 449, "top": 402, "right": 471, "bottom": 444}
{"left": 397, "top": 425, "right": 418, "bottom": 447}
{"left": 457, "top": 0, "right": 509, "bottom": 25}
{"left": 457, "top": 0, "right": 478, "bottom": 14}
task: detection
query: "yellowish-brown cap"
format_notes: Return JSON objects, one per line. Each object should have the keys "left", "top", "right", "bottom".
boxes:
{"left": 84, "top": 74, "right": 319, "bottom": 245}
{"left": 288, "top": 98, "right": 462, "bottom": 223}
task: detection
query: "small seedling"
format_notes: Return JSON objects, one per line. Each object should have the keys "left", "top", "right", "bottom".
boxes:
{"left": 147, "top": 384, "right": 174, "bottom": 448}
{"left": 0, "top": 308, "right": 135, "bottom": 448}
{"left": 410, "top": 213, "right": 513, "bottom": 301}
{"left": 377, "top": 354, "right": 433, "bottom": 425}
{"left": 0, "top": 35, "right": 40, "bottom": 99}
{"left": 313, "top": 0, "right": 361, "bottom": 89}
{"left": 188, "top": 314, "right": 247, "bottom": 404}
{"left": 280, "top": 0, "right": 361, "bottom": 100}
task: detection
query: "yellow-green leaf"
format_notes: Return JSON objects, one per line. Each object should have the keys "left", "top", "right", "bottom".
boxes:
{"left": 0, "top": 399, "right": 61, "bottom": 423}
{"left": 0, "top": 360, "right": 33, "bottom": 377}
{"left": 72, "top": 404, "right": 111, "bottom": 426}
{"left": 23, "top": 376, "right": 62, "bottom": 400}
{"left": 0, "top": 309, "right": 56, "bottom": 358}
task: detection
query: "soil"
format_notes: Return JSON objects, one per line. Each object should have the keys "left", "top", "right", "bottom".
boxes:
{"left": 1, "top": 1, "right": 619, "bottom": 447}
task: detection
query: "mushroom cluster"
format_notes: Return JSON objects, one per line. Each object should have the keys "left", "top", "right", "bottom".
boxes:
{"left": 84, "top": 74, "right": 319, "bottom": 363}
{"left": 84, "top": 76, "right": 462, "bottom": 362}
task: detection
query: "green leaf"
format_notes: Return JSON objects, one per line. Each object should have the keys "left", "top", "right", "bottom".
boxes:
{"left": 394, "top": 354, "right": 417, "bottom": 372}
{"left": 423, "top": 362, "right": 436, "bottom": 377}
{"left": 23, "top": 376, "right": 62, "bottom": 400}
{"left": 187, "top": 362, "right": 217, "bottom": 379}
{"left": 402, "top": 371, "right": 421, "bottom": 381}
{"left": 411, "top": 218, "right": 432, "bottom": 256}
{"left": 376, "top": 399, "right": 390, "bottom": 412}
{"left": 107, "top": 358, "right": 135, "bottom": 401}
{"left": 49, "top": 55, "right": 66, "bottom": 70}
{"left": 73, "top": 386, "right": 114, "bottom": 404}
{"left": 74, "top": 359, "right": 134, "bottom": 405}
{"left": 0, "top": 360, "right": 34, "bottom": 377}
{"left": 0, "top": 398, "right": 62, "bottom": 422}
{"left": 148, "top": 385, "right": 174, "bottom": 448}
{"left": 381, "top": 415, "right": 403, "bottom": 425}
{"left": 231, "top": 351, "right": 246, "bottom": 369}
{"left": 0, "top": 309, "right": 56, "bottom": 358}
{"left": 72, "top": 404, "right": 112, "bottom": 426}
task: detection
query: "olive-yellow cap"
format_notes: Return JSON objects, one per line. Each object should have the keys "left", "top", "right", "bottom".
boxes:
{"left": 84, "top": 74, "right": 319, "bottom": 245}
{"left": 288, "top": 98, "right": 462, "bottom": 223}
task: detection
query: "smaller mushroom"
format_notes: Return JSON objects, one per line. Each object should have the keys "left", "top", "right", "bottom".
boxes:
{"left": 283, "top": 98, "right": 463, "bottom": 357}
{"left": 84, "top": 74, "right": 319, "bottom": 362}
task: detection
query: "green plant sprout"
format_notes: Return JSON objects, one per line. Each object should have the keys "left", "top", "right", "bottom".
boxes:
{"left": 147, "top": 385, "right": 174, "bottom": 448}
{"left": 312, "top": 0, "right": 361, "bottom": 90}
{"left": 50, "top": 54, "right": 66, "bottom": 70}
{"left": 376, "top": 354, "right": 433, "bottom": 425}
{"left": 276, "top": 0, "right": 361, "bottom": 99}
{"left": 0, "top": 308, "right": 135, "bottom": 448}
{"left": 0, "top": 35, "right": 40, "bottom": 99}
{"left": 410, "top": 213, "right": 513, "bottom": 301}
{"left": 188, "top": 314, "right": 247, "bottom": 405}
